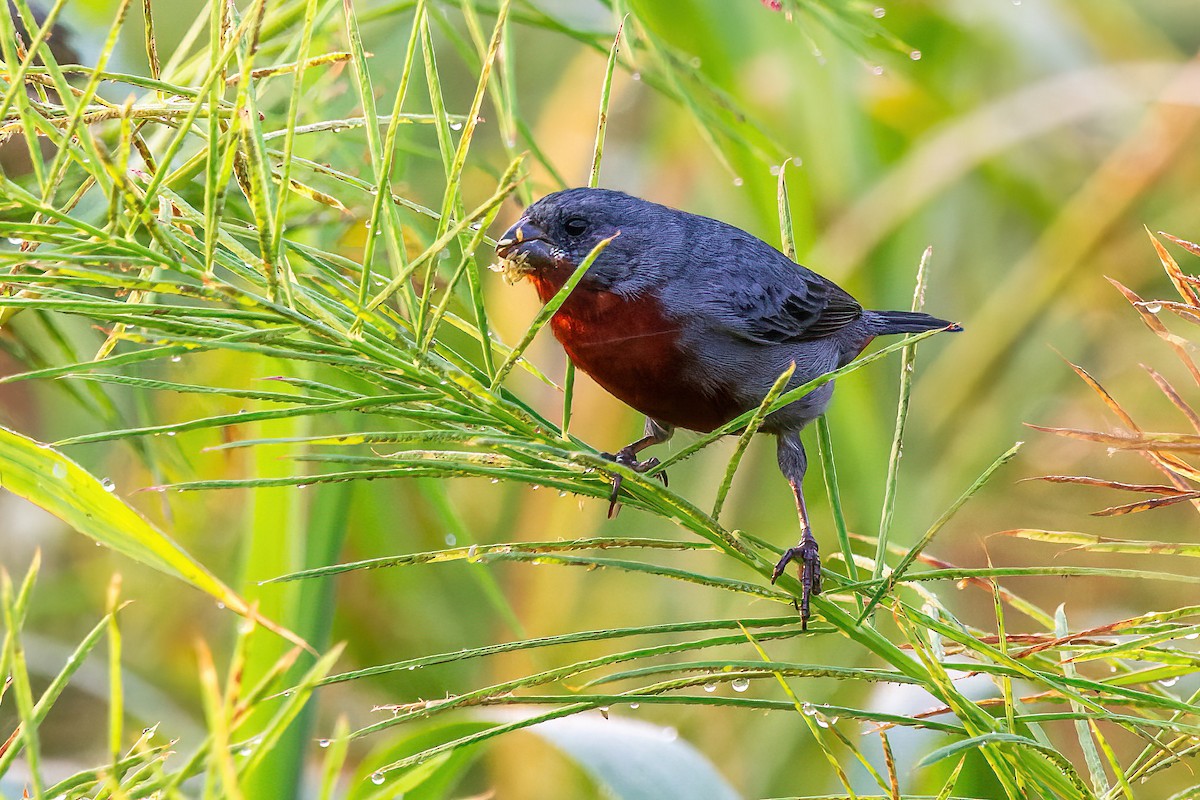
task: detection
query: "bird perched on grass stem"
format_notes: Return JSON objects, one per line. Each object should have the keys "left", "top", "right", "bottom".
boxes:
{"left": 495, "top": 188, "right": 961, "bottom": 628}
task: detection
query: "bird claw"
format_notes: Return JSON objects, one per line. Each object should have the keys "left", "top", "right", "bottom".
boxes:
{"left": 770, "top": 534, "right": 822, "bottom": 630}
{"left": 601, "top": 447, "right": 668, "bottom": 518}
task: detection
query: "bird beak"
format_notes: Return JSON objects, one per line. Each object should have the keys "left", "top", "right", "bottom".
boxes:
{"left": 494, "top": 218, "right": 556, "bottom": 281}
{"left": 495, "top": 218, "right": 547, "bottom": 258}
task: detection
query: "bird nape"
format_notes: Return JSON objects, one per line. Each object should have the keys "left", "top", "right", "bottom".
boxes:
{"left": 495, "top": 187, "right": 962, "bottom": 629}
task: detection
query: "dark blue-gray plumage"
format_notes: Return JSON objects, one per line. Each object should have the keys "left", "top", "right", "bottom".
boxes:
{"left": 496, "top": 187, "right": 961, "bottom": 626}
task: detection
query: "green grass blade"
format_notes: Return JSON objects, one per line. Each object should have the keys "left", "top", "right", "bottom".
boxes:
{"left": 712, "top": 362, "right": 794, "bottom": 520}
{"left": 872, "top": 246, "right": 934, "bottom": 594}
{"left": 859, "top": 441, "right": 1023, "bottom": 621}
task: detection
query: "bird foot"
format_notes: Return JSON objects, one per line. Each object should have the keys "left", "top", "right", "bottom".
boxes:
{"left": 601, "top": 446, "right": 668, "bottom": 518}
{"left": 771, "top": 534, "right": 822, "bottom": 630}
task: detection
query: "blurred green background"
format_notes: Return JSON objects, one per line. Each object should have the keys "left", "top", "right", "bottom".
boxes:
{"left": 3, "top": 0, "right": 1200, "bottom": 796}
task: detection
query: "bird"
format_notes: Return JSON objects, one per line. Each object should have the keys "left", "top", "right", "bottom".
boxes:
{"left": 494, "top": 187, "right": 961, "bottom": 628}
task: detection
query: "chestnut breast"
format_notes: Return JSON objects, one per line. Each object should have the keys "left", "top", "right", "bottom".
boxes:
{"left": 530, "top": 277, "right": 742, "bottom": 433}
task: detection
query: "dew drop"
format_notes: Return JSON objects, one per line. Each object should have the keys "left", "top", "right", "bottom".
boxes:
{"left": 871, "top": 65, "right": 885, "bottom": 76}
{"left": 1185, "top": 633, "right": 1199, "bottom": 640}
{"left": 53, "top": 462, "right": 67, "bottom": 479}
{"left": 450, "top": 121, "right": 463, "bottom": 131}
{"left": 445, "top": 533, "right": 457, "bottom": 546}
{"left": 318, "top": 738, "right": 331, "bottom": 748}
{"left": 629, "top": 702, "right": 640, "bottom": 709}
{"left": 1012, "top": 0, "right": 1021, "bottom": 5}
{"left": 6, "top": 237, "right": 22, "bottom": 246}
{"left": 703, "top": 682, "right": 718, "bottom": 693}
{"left": 282, "top": 689, "right": 293, "bottom": 697}
{"left": 490, "top": 478, "right": 500, "bottom": 484}
{"left": 370, "top": 772, "right": 385, "bottom": 785}
{"left": 558, "top": 490, "right": 567, "bottom": 497}
{"left": 801, "top": 701, "right": 816, "bottom": 716}
{"left": 815, "top": 715, "right": 830, "bottom": 728}
{"left": 909, "top": 50, "right": 922, "bottom": 61}
{"left": 599, "top": 706, "right": 610, "bottom": 719}
{"left": 531, "top": 484, "right": 541, "bottom": 491}
{"left": 731, "top": 677, "right": 750, "bottom": 692}
{"left": 872, "top": 6, "right": 885, "bottom": 18}
{"left": 689, "top": 57, "right": 702, "bottom": 68}
{"left": 631, "top": 72, "right": 641, "bottom": 81}
{"left": 732, "top": 177, "right": 744, "bottom": 187}
{"left": 216, "top": 602, "right": 226, "bottom": 610}
{"left": 101, "top": 477, "right": 116, "bottom": 492}
{"left": 170, "top": 355, "right": 182, "bottom": 363}
{"left": 1161, "top": 676, "right": 1179, "bottom": 687}
{"left": 1145, "top": 301, "right": 1163, "bottom": 313}
{"left": 770, "top": 165, "right": 781, "bottom": 176}
{"left": 239, "top": 745, "right": 253, "bottom": 756}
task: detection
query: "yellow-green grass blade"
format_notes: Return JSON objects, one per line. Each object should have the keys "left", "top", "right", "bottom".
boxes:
{"left": 0, "top": 424, "right": 303, "bottom": 648}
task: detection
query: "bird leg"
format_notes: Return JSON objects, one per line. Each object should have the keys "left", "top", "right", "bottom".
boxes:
{"left": 601, "top": 418, "right": 673, "bottom": 518}
{"left": 770, "top": 432, "right": 822, "bottom": 629}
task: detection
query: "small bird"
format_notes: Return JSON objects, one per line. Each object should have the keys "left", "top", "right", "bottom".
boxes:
{"left": 495, "top": 188, "right": 961, "bottom": 627}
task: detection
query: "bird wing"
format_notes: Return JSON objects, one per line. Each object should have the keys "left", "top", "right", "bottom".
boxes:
{"left": 703, "top": 235, "right": 863, "bottom": 345}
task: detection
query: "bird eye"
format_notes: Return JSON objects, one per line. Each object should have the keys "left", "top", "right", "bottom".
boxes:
{"left": 563, "top": 216, "right": 589, "bottom": 237}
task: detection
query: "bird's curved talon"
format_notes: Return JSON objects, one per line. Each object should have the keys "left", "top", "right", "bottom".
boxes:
{"left": 601, "top": 448, "right": 666, "bottom": 517}
{"left": 771, "top": 536, "right": 822, "bottom": 630}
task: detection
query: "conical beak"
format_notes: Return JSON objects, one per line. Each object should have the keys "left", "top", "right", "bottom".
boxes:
{"left": 495, "top": 218, "right": 547, "bottom": 260}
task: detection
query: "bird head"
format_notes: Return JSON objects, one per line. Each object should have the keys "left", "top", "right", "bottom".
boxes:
{"left": 494, "top": 188, "right": 673, "bottom": 298}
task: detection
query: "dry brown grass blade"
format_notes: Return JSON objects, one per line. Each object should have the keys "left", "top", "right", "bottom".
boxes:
{"left": 1159, "top": 232, "right": 1200, "bottom": 258}
{"left": 1031, "top": 475, "right": 1193, "bottom": 495}
{"left": 1143, "top": 364, "right": 1200, "bottom": 434}
{"left": 1147, "top": 229, "right": 1200, "bottom": 307}
{"left": 1028, "top": 424, "right": 1200, "bottom": 486}
{"left": 1061, "top": 357, "right": 1138, "bottom": 427}
{"left": 1108, "top": 277, "right": 1200, "bottom": 386}
{"left": 1092, "top": 492, "right": 1200, "bottom": 517}
{"left": 1157, "top": 301, "right": 1200, "bottom": 327}
{"left": 881, "top": 730, "right": 899, "bottom": 800}
{"left": 1027, "top": 424, "right": 1200, "bottom": 451}
{"left": 1054, "top": 354, "right": 1199, "bottom": 507}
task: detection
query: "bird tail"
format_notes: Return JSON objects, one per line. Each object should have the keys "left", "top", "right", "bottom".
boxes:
{"left": 867, "top": 310, "right": 963, "bottom": 336}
